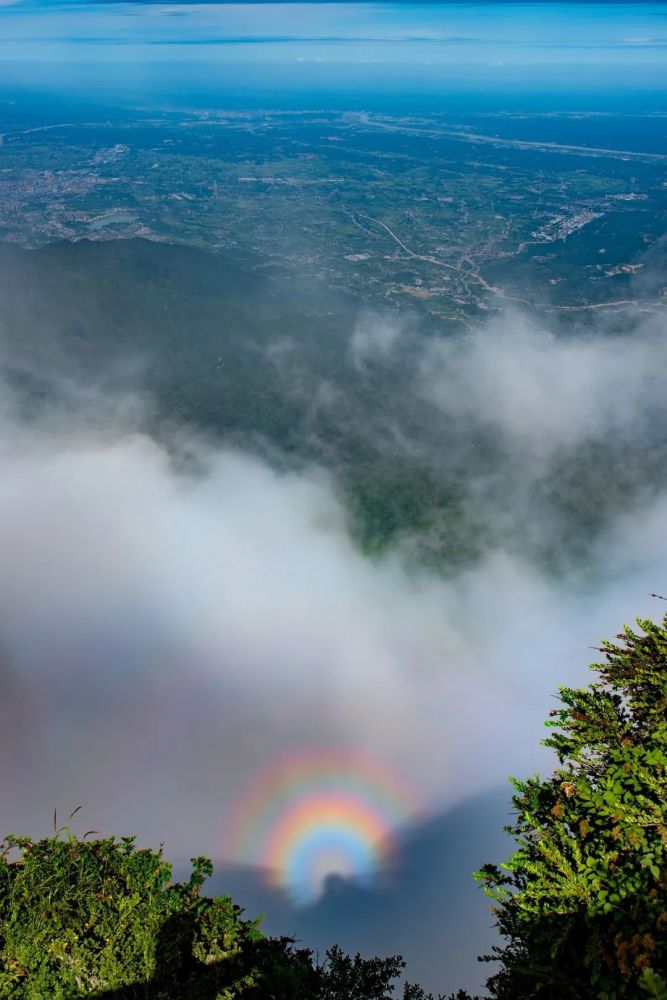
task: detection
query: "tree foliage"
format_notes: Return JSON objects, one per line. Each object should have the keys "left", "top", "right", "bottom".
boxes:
{"left": 0, "top": 825, "right": 439, "bottom": 999}
{"left": 476, "top": 611, "right": 667, "bottom": 999}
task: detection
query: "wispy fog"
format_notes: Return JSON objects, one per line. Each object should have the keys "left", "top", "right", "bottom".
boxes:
{"left": 0, "top": 276, "right": 665, "bottom": 991}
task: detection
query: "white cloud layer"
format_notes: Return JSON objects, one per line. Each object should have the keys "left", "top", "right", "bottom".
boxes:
{"left": 0, "top": 309, "right": 665, "bottom": 896}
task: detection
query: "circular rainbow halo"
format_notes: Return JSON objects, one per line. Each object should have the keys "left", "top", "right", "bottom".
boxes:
{"left": 227, "top": 749, "right": 413, "bottom": 905}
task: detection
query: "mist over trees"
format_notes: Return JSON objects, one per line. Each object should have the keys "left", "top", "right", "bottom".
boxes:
{"left": 1, "top": 0, "right": 666, "bottom": 992}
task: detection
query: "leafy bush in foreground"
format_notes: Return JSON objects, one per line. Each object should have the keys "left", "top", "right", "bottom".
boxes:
{"left": 0, "top": 827, "right": 439, "bottom": 999}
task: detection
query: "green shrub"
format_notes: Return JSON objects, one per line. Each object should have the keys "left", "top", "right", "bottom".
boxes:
{"left": 0, "top": 825, "right": 438, "bottom": 999}
{"left": 475, "top": 611, "right": 667, "bottom": 999}
{"left": 0, "top": 829, "right": 266, "bottom": 999}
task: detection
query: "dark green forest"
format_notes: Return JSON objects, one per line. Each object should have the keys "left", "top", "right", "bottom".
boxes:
{"left": 2, "top": 610, "right": 665, "bottom": 999}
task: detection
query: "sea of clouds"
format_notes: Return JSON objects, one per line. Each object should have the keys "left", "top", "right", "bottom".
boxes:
{"left": 0, "top": 302, "right": 665, "bottom": 991}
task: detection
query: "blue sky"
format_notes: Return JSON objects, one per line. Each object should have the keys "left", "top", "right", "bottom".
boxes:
{"left": 1, "top": 3, "right": 666, "bottom": 108}
{"left": 2, "top": 2, "right": 667, "bottom": 60}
